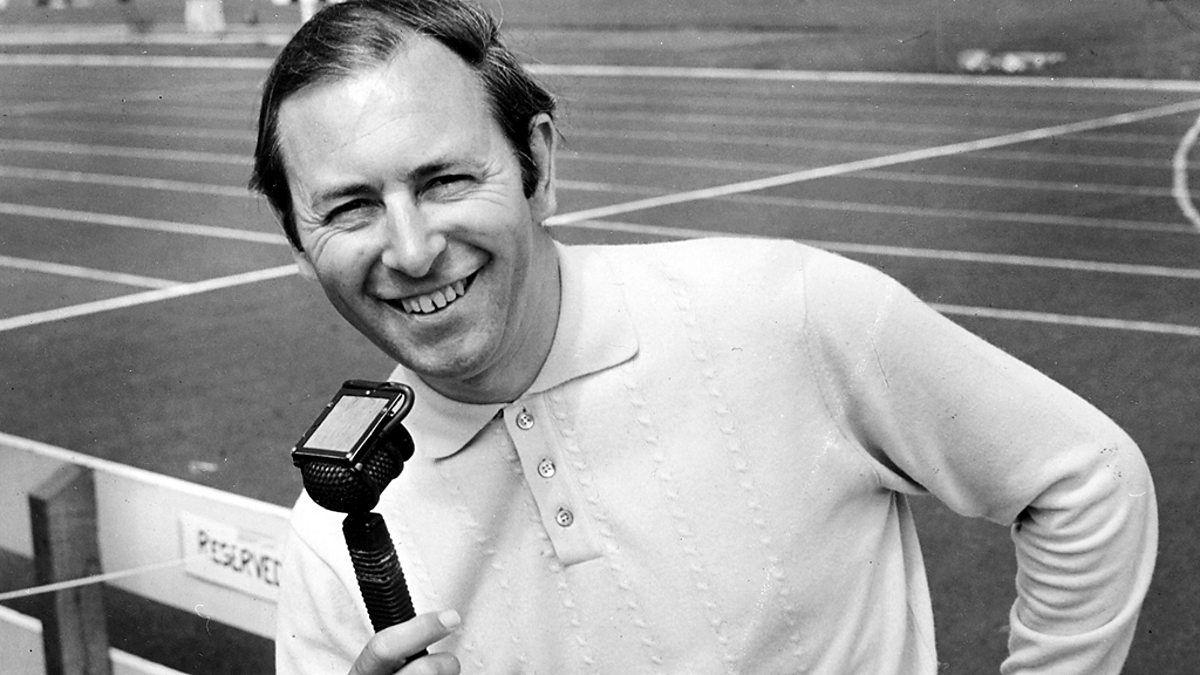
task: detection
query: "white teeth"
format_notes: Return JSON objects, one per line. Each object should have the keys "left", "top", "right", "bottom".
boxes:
{"left": 397, "top": 277, "right": 470, "bottom": 315}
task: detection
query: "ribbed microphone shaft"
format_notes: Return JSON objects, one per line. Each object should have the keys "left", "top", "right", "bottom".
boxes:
{"left": 343, "top": 511, "right": 420, "bottom": 635}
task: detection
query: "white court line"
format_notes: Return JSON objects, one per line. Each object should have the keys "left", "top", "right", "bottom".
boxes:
{"left": 0, "top": 117, "right": 252, "bottom": 141}
{"left": 0, "top": 254, "right": 179, "bottom": 289}
{"left": 564, "top": 219, "right": 1200, "bottom": 280}
{"left": 0, "top": 138, "right": 248, "bottom": 165}
{"left": 560, "top": 175, "right": 1192, "bottom": 235}
{"left": 1172, "top": 113, "right": 1200, "bottom": 231}
{"left": 554, "top": 219, "right": 1200, "bottom": 337}
{"left": 567, "top": 152, "right": 1192, "bottom": 201}
{"left": 932, "top": 304, "right": 1200, "bottom": 338}
{"left": 530, "top": 64, "right": 1200, "bottom": 93}
{"left": 0, "top": 265, "right": 297, "bottom": 333}
{"left": 0, "top": 30, "right": 290, "bottom": 47}
{"left": 570, "top": 89, "right": 1169, "bottom": 124}
{"left": 72, "top": 105, "right": 250, "bottom": 122}
{"left": 0, "top": 165, "right": 248, "bottom": 197}
{"left": 0, "top": 202, "right": 287, "bottom": 245}
{"left": 568, "top": 147, "right": 1199, "bottom": 180}
{"left": 0, "top": 54, "right": 274, "bottom": 69}
{"left": 4, "top": 51, "right": 1200, "bottom": 93}
{"left": 578, "top": 109, "right": 1184, "bottom": 147}
{"left": 546, "top": 98, "right": 1200, "bottom": 226}
{"left": 725, "top": 193, "right": 1192, "bottom": 235}
{"left": 857, "top": 170, "right": 1189, "bottom": 199}
{"left": 1, "top": 80, "right": 254, "bottom": 116}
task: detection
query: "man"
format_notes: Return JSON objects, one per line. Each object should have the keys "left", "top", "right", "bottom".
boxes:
{"left": 251, "top": 1, "right": 1157, "bottom": 673}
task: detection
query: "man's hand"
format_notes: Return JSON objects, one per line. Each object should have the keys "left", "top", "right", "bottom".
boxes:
{"left": 348, "top": 610, "right": 462, "bottom": 675}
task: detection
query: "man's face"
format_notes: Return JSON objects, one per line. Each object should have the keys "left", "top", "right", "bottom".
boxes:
{"left": 277, "top": 37, "right": 559, "bottom": 403}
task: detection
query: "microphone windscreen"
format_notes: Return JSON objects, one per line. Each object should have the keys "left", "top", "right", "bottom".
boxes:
{"left": 298, "top": 425, "right": 413, "bottom": 513}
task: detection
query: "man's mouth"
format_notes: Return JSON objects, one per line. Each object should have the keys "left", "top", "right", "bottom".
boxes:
{"left": 391, "top": 272, "right": 476, "bottom": 315}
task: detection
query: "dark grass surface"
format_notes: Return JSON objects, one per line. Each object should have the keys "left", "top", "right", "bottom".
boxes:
{"left": 1, "top": 3, "right": 1198, "bottom": 673}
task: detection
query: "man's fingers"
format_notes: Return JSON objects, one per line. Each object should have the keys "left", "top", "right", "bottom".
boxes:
{"left": 348, "top": 610, "right": 461, "bottom": 675}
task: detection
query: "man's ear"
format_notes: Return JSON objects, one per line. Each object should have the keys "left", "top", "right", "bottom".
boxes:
{"left": 291, "top": 247, "right": 318, "bottom": 281}
{"left": 527, "top": 113, "right": 557, "bottom": 223}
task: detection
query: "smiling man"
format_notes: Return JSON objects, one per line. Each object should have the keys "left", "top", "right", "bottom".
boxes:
{"left": 251, "top": 1, "right": 1157, "bottom": 674}
{"left": 273, "top": 37, "right": 560, "bottom": 405}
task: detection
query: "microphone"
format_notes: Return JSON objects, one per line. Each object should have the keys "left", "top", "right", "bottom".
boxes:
{"left": 290, "top": 381, "right": 425, "bottom": 656}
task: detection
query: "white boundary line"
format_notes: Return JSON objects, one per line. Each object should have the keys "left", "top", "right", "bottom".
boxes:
{"left": 562, "top": 176, "right": 1190, "bottom": 233}
{"left": 547, "top": 98, "right": 1200, "bottom": 226}
{"left": 0, "top": 265, "right": 297, "bottom": 333}
{"left": 1173, "top": 113, "right": 1200, "bottom": 231}
{"left": 0, "top": 54, "right": 274, "bottom": 69}
{"left": 0, "top": 118, "right": 253, "bottom": 142}
{"left": 0, "top": 165, "right": 248, "bottom": 197}
{"left": 565, "top": 219, "right": 1200, "bottom": 280}
{"left": 0, "top": 138, "right": 248, "bottom": 164}
{"left": 931, "top": 304, "right": 1200, "bottom": 338}
{"left": 721, "top": 193, "right": 1192, "bottom": 235}
{"left": 0, "top": 254, "right": 180, "bottom": 289}
{"left": 569, "top": 146, "right": 1198, "bottom": 179}
{"left": 0, "top": 202, "right": 287, "bottom": 245}
{"left": 577, "top": 108, "right": 1186, "bottom": 146}
{"left": 3, "top": 52, "right": 1200, "bottom": 93}
{"left": 529, "top": 64, "right": 1200, "bottom": 93}
{"left": 0, "top": 430, "right": 290, "bottom": 517}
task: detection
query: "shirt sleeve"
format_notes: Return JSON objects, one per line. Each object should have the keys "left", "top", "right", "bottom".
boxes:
{"left": 799, "top": 246, "right": 1157, "bottom": 673}
{"left": 275, "top": 496, "right": 373, "bottom": 674}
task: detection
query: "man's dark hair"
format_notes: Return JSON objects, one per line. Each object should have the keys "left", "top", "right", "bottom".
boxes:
{"left": 249, "top": 0, "right": 557, "bottom": 250}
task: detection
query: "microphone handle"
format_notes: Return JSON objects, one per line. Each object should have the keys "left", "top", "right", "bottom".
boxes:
{"left": 342, "top": 511, "right": 428, "bottom": 658}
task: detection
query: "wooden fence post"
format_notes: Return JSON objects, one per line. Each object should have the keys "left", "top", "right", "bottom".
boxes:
{"left": 29, "top": 464, "right": 111, "bottom": 675}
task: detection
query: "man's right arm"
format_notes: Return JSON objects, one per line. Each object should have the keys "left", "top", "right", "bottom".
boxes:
{"left": 275, "top": 501, "right": 461, "bottom": 674}
{"left": 276, "top": 512, "right": 375, "bottom": 673}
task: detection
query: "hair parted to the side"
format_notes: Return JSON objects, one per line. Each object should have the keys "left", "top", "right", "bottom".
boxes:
{"left": 249, "top": 0, "right": 557, "bottom": 250}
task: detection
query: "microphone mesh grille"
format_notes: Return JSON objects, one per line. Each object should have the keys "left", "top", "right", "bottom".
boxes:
{"left": 298, "top": 429, "right": 411, "bottom": 513}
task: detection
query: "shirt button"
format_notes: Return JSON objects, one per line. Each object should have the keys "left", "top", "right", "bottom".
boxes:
{"left": 555, "top": 508, "right": 574, "bottom": 527}
{"left": 516, "top": 409, "right": 535, "bottom": 430}
{"left": 537, "top": 458, "right": 556, "bottom": 478}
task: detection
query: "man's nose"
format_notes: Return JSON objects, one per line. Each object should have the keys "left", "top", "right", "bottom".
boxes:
{"left": 378, "top": 198, "right": 446, "bottom": 278}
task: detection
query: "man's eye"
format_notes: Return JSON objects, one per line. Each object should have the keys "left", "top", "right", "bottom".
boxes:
{"left": 324, "top": 199, "right": 374, "bottom": 225}
{"left": 425, "top": 175, "right": 473, "bottom": 197}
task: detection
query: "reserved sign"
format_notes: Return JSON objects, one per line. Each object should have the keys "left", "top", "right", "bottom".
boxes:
{"left": 179, "top": 511, "right": 283, "bottom": 601}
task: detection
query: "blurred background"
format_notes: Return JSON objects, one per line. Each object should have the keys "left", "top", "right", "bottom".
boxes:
{"left": 2, "top": 0, "right": 1200, "bottom": 77}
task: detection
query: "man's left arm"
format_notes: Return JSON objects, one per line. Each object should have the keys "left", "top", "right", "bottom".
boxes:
{"left": 802, "top": 251, "right": 1157, "bottom": 673}
{"left": 875, "top": 286, "right": 1156, "bottom": 673}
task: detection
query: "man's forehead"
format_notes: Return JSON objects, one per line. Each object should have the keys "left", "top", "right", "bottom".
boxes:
{"left": 276, "top": 37, "right": 491, "bottom": 169}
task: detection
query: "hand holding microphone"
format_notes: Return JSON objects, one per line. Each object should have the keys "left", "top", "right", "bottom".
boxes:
{"left": 291, "top": 381, "right": 459, "bottom": 672}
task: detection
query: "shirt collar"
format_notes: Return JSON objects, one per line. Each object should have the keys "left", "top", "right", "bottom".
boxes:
{"left": 390, "top": 242, "right": 639, "bottom": 460}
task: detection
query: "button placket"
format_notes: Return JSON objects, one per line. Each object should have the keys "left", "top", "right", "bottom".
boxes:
{"left": 505, "top": 398, "right": 598, "bottom": 564}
